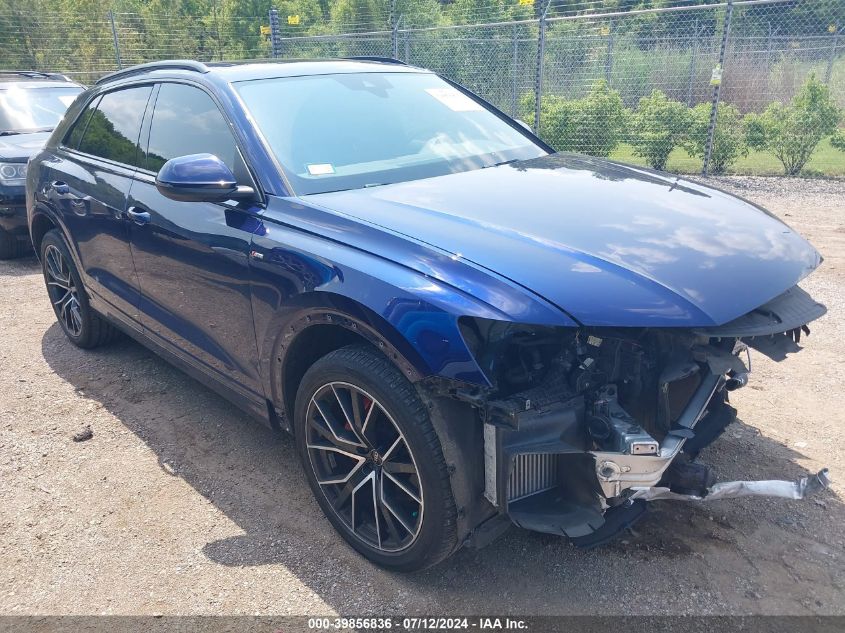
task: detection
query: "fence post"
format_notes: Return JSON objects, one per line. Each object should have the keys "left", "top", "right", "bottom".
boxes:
{"left": 389, "top": 0, "right": 397, "bottom": 58}
{"left": 702, "top": 0, "right": 733, "bottom": 176}
{"left": 108, "top": 10, "right": 122, "bottom": 70}
{"left": 404, "top": 29, "right": 410, "bottom": 63}
{"left": 212, "top": 3, "right": 223, "bottom": 61}
{"left": 604, "top": 19, "right": 614, "bottom": 85}
{"left": 686, "top": 18, "right": 699, "bottom": 106}
{"left": 392, "top": 15, "right": 402, "bottom": 60}
{"left": 512, "top": 23, "right": 519, "bottom": 118}
{"left": 533, "top": 0, "right": 552, "bottom": 133}
{"left": 269, "top": 8, "right": 282, "bottom": 58}
{"left": 826, "top": 27, "right": 842, "bottom": 84}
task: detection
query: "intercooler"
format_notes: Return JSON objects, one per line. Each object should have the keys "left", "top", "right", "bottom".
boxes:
{"left": 507, "top": 453, "right": 557, "bottom": 502}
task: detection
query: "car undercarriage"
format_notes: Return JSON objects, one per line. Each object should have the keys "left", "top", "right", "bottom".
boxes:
{"left": 435, "top": 284, "right": 831, "bottom": 548}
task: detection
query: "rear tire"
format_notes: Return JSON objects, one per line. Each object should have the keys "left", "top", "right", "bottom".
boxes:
{"left": 0, "top": 228, "right": 31, "bottom": 259}
{"left": 40, "top": 229, "right": 118, "bottom": 349}
{"left": 294, "top": 344, "right": 459, "bottom": 571}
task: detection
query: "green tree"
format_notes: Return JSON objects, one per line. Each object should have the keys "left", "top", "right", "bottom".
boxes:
{"left": 520, "top": 92, "right": 570, "bottom": 149}
{"left": 683, "top": 102, "right": 747, "bottom": 175}
{"left": 574, "top": 80, "right": 627, "bottom": 156}
{"left": 742, "top": 75, "right": 842, "bottom": 175}
{"left": 629, "top": 89, "right": 690, "bottom": 170}
{"left": 831, "top": 129, "right": 845, "bottom": 153}
{"left": 329, "top": 0, "right": 387, "bottom": 32}
{"left": 521, "top": 80, "right": 626, "bottom": 156}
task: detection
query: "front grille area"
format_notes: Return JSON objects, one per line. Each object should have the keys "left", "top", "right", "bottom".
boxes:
{"left": 507, "top": 453, "right": 557, "bottom": 502}
{"left": 667, "top": 371, "right": 703, "bottom": 424}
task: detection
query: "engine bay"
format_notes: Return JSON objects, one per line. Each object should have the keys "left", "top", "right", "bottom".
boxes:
{"left": 447, "top": 285, "right": 830, "bottom": 546}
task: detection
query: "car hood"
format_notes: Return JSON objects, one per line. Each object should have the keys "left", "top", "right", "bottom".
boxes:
{"left": 305, "top": 154, "right": 822, "bottom": 327}
{"left": 0, "top": 132, "right": 50, "bottom": 161}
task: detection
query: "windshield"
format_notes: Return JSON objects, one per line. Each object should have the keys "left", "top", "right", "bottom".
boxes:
{"left": 234, "top": 72, "right": 546, "bottom": 195}
{"left": 0, "top": 86, "right": 82, "bottom": 133}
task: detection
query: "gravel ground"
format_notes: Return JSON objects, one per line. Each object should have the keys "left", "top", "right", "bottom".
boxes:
{"left": 1, "top": 176, "right": 843, "bottom": 616}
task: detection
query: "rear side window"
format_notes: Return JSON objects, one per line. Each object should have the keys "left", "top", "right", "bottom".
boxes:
{"left": 64, "top": 95, "right": 100, "bottom": 149}
{"left": 77, "top": 86, "right": 152, "bottom": 167}
{"left": 146, "top": 83, "right": 238, "bottom": 173}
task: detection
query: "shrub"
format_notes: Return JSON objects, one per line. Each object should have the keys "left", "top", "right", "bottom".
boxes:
{"left": 683, "top": 102, "right": 748, "bottom": 174}
{"left": 571, "top": 80, "right": 627, "bottom": 157}
{"left": 742, "top": 111, "right": 767, "bottom": 151}
{"left": 743, "top": 75, "right": 842, "bottom": 175}
{"left": 519, "top": 81, "right": 627, "bottom": 157}
{"left": 832, "top": 129, "right": 845, "bottom": 153}
{"left": 519, "top": 92, "right": 570, "bottom": 149}
{"left": 629, "top": 90, "right": 691, "bottom": 170}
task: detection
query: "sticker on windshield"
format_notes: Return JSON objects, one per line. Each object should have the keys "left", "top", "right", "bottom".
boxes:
{"left": 306, "top": 163, "right": 335, "bottom": 176}
{"left": 425, "top": 88, "right": 483, "bottom": 112}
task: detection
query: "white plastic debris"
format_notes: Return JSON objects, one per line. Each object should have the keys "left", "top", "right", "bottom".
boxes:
{"left": 629, "top": 468, "right": 830, "bottom": 502}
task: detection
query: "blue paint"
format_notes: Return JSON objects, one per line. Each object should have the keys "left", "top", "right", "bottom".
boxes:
{"left": 27, "top": 60, "right": 822, "bottom": 426}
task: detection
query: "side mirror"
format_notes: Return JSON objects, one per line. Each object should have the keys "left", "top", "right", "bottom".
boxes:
{"left": 155, "top": 153, "right": 255, "bottom": 203}
{"left": 515, "top": 119, "right": 533, "bottom": 132}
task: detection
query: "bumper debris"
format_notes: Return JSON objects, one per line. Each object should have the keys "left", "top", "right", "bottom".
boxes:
{"left": 629, "top": 468, "right": 830, "bottom": 502}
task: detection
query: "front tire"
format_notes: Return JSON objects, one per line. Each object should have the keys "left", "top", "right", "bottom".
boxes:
{"left": 40, "top": 229, "right": 118, "bottom": 349}
{"left": 294, "top": 344, "right": 459, "bottom": 571}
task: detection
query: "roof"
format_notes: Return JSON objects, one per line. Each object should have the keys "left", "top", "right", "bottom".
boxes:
{"left": 0, "top": 79, "right": 82, "bottom": 90}
{"left": 212, "top": 59, "right": 425, "bottom": 82}
{"left": 95, "top": 58, "right": 428, "bottom": 86}
{"left": 0, "top": 71, "right": 81, "bottom": 90}
{"left": 0, "top": 70, "right": 71, "bottom": 80}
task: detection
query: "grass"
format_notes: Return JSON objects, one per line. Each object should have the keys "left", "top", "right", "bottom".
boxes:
{"left": 608, "top": 137, "right": 845, "bottom": 177}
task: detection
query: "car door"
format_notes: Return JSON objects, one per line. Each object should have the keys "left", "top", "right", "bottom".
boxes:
{"left": 46, "top": 85, "right": 153, "bottom": 330}
{"left": 126, "top": 81, "right": 265, "bottom": 407}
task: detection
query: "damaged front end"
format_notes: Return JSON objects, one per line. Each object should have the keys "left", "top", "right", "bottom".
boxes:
{"left": 452, "top": 285, "right": 830, "bottom": 548}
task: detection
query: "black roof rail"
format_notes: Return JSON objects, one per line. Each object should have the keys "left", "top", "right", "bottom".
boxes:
{"left": 0, "top": 70, "right": 73, "bottom": 81}
{"left": 96, "top": 60, "right": 209, "bottom": 85}
{"left": 344, "top": 56, "right": 407, "bottom": 66}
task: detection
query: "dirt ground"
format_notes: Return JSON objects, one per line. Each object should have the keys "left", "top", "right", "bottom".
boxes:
{"left": 1, "top": 176, "right": 843, "bottom": 616}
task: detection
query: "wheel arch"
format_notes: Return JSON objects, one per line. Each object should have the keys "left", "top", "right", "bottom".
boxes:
{"left": 266, "top": 294, "right": 434, "bottom": 429}
{"left": 29, "top": 207, "right": 59, "bottom": 258}
{"left": 265, "top": 293, "right": 496, "bottom": 547}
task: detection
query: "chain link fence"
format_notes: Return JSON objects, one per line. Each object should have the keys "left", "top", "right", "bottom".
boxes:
{"left": 1, "top": 0, "right": 843, "bottom": 176}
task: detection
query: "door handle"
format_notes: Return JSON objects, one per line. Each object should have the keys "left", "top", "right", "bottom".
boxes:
{"left": 68, "top": 195, "right": 90, "bottom": 216}
{"left": 125, "top": 207, "right": 151, "bottom": 226}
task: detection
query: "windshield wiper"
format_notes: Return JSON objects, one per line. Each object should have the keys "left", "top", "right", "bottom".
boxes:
{"left": 483, "top": 158, "right": 519, "bottom": 169}
{"left": 311, "top": 182, "right": 389, "bottom": 195}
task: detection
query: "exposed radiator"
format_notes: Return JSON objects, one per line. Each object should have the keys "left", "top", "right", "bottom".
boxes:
{"left": 507, "top": 453, "right": 557, "bottom": 502}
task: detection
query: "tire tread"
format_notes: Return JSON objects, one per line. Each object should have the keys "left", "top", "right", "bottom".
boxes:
{"left": 41, "top": 229, "right": 119, "bottom": 349}
{"left": 298, "top": 344, "right": 460, "bottom": 570}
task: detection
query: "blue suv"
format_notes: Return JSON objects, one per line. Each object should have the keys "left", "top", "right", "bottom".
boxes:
{"left": 27, "top": 59, "right": 828, "bottom": 570}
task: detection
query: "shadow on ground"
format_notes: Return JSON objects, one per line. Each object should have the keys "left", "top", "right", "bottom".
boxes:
{"left": 1, "top": 253, "right": 38, "bottom": 276}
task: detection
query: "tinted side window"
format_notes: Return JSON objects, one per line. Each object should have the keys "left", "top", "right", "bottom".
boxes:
{"left": 146, "top": 83, "right": 237, "bottom": 173}
{"left": 77, "top": 86, "right": 151, "bottom": 167}
{"left": 64, "top": 95, "right": 100, "bottom": 149}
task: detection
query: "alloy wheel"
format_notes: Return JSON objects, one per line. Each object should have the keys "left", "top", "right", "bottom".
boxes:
{"left": 44, "top": 244, "right": 83, "bottom": 337}
{"left": 305, "top": 381, "right": 424, "bottom": 552}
